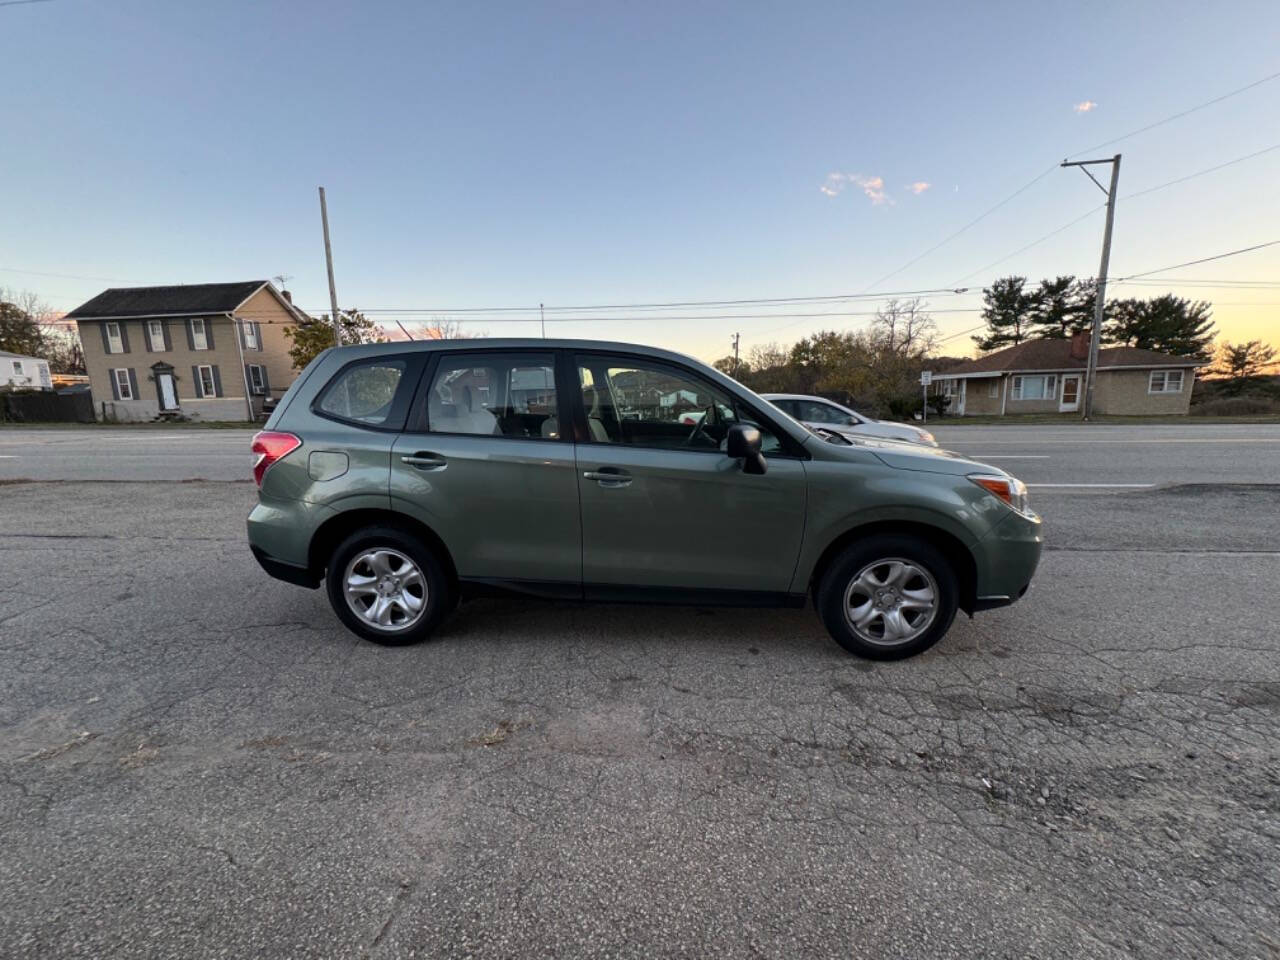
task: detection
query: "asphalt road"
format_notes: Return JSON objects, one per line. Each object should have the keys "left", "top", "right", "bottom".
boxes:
{"left": 1, "top": 425, "right": 1278, "bottom": 958}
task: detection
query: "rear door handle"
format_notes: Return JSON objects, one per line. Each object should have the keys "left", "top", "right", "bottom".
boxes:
{"left": 583, "top": 468, "right": 632, "bottom": 487}
{"left": 401, "top": 452, "right": 447, "bottom": 471}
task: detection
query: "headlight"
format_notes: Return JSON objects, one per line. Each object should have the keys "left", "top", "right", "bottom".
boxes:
{"left": 969, "top": 473, "right": 1031, "bottom": 516}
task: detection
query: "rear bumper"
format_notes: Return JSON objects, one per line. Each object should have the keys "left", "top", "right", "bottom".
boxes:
{"left": 250, "top": 544, "right": 320, "bottom": 589}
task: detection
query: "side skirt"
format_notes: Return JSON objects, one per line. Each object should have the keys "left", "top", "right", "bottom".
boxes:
{"left": 459, "top": 578, "right": 807, "bottom": 609}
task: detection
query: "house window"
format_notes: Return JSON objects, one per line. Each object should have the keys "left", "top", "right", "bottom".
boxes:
{"left": 191, "top": 318, "right": 208, "bottom": 351}
{"left": 1149, "top": 370, "right": 1184, "bottom": 393}
{"left": 987, "top": 379, "right": 999, "bottom": 398}
{"left": 113, "top": 368, "right": 133, "bottom": 400}
{"left": 11, "top": 361, "right": 21, "bottom": 375}
{"left": 1011, "top": 375, "right": 1057, "bottom": 400}
{"left": 106, "top": 321, "right": 124, "bottom": 353}
{"left": 148, "top": 320, "right": 165, "bottom": 351}
{"left": 248, "top": 364, "right": 265, "bottom": 394}
{"left": 941, "top": 379, "right": 955, "bottom": 398}
{"left": 197, "top": 364, "right": 216, "bottom": 397}
{"left": 243, "top": 322, "right": 258, "bottom": 349}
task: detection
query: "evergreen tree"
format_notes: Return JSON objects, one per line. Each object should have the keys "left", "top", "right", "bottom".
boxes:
{"left": 973, "top": 277, "right": 1034, "bottom": 351}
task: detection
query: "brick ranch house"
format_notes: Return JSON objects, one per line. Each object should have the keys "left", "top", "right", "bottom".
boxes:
{"left": 932, "top": 332, "right": 1204, "bottom": 417}
{"left": 66, "top": 281, "right": 307, "bottom": 422}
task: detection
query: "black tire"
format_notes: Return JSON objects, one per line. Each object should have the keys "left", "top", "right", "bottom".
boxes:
{"left": 325, "top": 526, "right": 452, "bottom": 646}
{"left": 816, "top": 535, "right": 959, "bottom": 661}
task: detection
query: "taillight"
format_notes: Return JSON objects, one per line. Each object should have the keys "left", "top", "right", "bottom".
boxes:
{"left": 251, "top": 431, "right": 302, "bottom": 487}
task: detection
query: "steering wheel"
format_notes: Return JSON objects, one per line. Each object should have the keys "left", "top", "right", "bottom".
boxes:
{"left": 685, "top": 404, "right": 717, "bottom": 447}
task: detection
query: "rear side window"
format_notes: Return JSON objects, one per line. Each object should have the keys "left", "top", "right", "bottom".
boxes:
{"left": 315, "top": 358, "right": 410, "bottom": 427}
{"left": 424, "top": 352, "right": 561, "bottom": 439}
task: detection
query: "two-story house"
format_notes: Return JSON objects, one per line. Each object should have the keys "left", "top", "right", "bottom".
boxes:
{"left": 66, "top": 280, "right": 307, "bottom": 422}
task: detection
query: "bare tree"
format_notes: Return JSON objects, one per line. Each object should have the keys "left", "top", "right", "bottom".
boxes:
{"left": 872, "top": 298, "right": 938, "bottom": 355}
{"left": 417, "top": 317, "right": 483, "bottom": 340}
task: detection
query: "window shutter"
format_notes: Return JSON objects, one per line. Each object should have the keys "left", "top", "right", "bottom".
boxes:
{"left": 211, "top": 365, "right": 223, "bottom": 397}
{"left": 185, "top": 321, "right": 195, "bottom": 350}
{"left": 191, "top": 365, "right": 202, "bottom": 398}
{"left": 255, "top": 322, "right": 264, "bottom": 350}
{"left": 144, "top": 323, "right": 154, "bottom": 353}
{"left": 205, "top": 321, "right": 215, "bottom": 350}
{"left": 127, "top": 368, "right": 139, "bottom": 400}
{"left": 162, "top": 320, "right": 173, "bottom": 351}
{"left": 109, "top": 369, "right": 120, "bottom": 400}
{"left": 244, "top": 363, "right": 252, "bottom": 393}
{"left": 100, "top": 323, "right": 112, "bottom": 354}
{"left": 262, "top": 365, "right": 271, "bottom": 393}
{"left": 119, "top": 323, "right": 131, "bottom": 353}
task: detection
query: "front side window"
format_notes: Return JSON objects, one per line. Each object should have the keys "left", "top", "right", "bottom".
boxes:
{"left": 148, "top": 320, "right": 165, "bottom": 351}
{"left": 316, "top": 359, "right": 408, "bottom": 426}
{"left": 577, "top": 355, "right": 781, "bottom": 453}
{"left": 425, "top": 353, "right": 559, "bottom": 439}
{"left": 106, "top": 321, "right": 124, "bottom": 353}
{"left": 114, "top": 368, "right": 133, "bottom": 400}
{"left": 1149, "top": 370, "right": 1184, "bottom": 393}
{"left": 191, "top": 318, "right": 208, "bottom": 351}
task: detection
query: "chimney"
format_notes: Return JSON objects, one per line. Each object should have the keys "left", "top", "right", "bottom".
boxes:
{"left": 1070, "top": 330, "right": 1089, "bottom": 361}
{"left": 281, "top": 289, "right": 292, "bottom": 303}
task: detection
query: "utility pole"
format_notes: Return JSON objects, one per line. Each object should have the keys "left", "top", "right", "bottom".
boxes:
{"left": 318, "top": 186, "right": 342, "bottom": 346}
{"left": 731, "top": 332, "right": 740, "bottom": 377}
{"left": 1061, "top": 154, "right": 1121, "bottom": 420}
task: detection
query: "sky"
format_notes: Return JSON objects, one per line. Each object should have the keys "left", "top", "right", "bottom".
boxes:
{"left": 2, "top": 0, "right": 1278, "bottom": 363}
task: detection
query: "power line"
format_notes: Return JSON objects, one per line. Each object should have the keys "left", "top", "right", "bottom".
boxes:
{"left": 1066, "top": 69, "right": 1280, "bottom": 160}
{"left": 1116, "top": 240, "right": 1280, "bottom": 281}
{"left": 1121, "top": 142, "right": 1280, "bottom": 201}
{"left": 858, "top": 163, "right": 1061, "bottom": 292}
{"left": 951, "top": 204, "right": 1106, "bottom": 285}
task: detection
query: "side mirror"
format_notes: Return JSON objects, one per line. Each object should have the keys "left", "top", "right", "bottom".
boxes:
{"left": 726, "top": 423, "right": 767, "bottom": 475}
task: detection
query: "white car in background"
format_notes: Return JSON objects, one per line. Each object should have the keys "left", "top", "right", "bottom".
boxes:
{"left": 762, "top": 393, "right": 937, "bottom": 447}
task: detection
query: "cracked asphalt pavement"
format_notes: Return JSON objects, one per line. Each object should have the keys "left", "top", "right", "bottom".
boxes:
{"left": 1, "top": 425, "right": 1278, "bottom": 958}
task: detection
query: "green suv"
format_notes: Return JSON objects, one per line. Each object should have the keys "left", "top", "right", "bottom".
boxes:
{"left": 247, "top": 339, "right": 1041, "bottom": 660}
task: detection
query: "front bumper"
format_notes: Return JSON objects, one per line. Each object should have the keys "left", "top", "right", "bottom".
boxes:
{"left": 973, "top": 508, "right": 1043, "bottom": 610}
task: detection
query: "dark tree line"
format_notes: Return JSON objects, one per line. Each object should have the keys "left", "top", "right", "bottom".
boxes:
{"left": 974, "top": 275, "right": 1216, "bottom": 361}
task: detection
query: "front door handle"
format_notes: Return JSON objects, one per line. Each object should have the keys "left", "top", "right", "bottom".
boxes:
{"left": 583, "top": 468, "right": 632, "bottom": 487}
{"left": 401, "top": 452, "right": 447, "bottom": 471}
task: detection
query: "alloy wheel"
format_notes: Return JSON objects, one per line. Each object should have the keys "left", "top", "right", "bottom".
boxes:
{"left": 343, "top": 548, "right": 428, "bottom": 632}
{"left": 842, "top": 557, "right": 939, "bottom": 647}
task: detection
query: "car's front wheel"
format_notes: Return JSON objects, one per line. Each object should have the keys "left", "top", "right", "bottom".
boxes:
{"left": 325, "top": 526, "right": 451, "bottom": 646}
{"left": 816, "top": 535, "right": 959, "bottom": 660}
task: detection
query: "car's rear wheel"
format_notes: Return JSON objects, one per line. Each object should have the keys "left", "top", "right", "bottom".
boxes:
{"left": 325, "top": 526, "right": 451, "bottom": 646}
{"left": 816, "top": 535, "right": 959, "bottom": 660}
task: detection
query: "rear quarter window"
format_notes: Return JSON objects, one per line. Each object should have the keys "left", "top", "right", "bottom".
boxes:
{"left": 314, "top": 357, "right": 415, "bottom": 429}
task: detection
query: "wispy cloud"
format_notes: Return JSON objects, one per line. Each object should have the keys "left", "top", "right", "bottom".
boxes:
{"left": 821, "top": 172, "right": 893, "bottom": 205}
{"left": 1073, "top": 100, "right": 1098, "bottom": 113}
{"left": 907, "top": 181, "right": 931, "bottom": 195}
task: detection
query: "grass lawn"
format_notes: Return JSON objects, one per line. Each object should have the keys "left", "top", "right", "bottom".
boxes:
{"left": 925, "top": 413, "right": 1280, "bottom": 426}
{"left": 0, "top": 419, "right": 257, "bottom": 429}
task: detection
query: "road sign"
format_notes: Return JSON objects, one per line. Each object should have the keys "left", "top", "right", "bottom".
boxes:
{"left": 920, "top": 371, "right": 933, "bottom": 386}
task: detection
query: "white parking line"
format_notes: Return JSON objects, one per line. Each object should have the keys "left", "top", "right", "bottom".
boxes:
{"left": 972, "top": 455, "right": 1050, "bottom": 459}
{"left": 1027, "top": 482, "right": 1154, "bottom": 488}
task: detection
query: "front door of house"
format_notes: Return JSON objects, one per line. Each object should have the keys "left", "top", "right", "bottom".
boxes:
{"left": 1060, "top": 375, "right": 1081, "bottom": 412}
{"left": 152, "top": 363, "right": 179, "bottom": 411}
